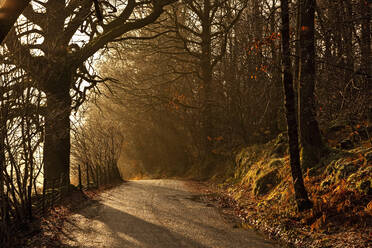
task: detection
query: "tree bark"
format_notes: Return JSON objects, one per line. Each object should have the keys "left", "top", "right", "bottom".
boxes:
{"left": 280, "top": 0, "right": 313, "bottom": 212}
{"left": 43, "top": 73, "right": 71, "bottom": 191}
{"left": 0, "top": 107, "right": 6, "bottom": 229}
{"left": 298, "top": 0, "right": 324, "bottom": 170}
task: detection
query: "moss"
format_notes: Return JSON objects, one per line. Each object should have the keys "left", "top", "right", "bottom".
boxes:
{"left": 320, "top": 179, "right": 332, "bottom": 189}
{"left": 356, "top": 179, "right": 372, "bottom": 195}
{"left": 234, "top": 143, "right": 272, "bottom": 182}
{"left": 345, "top": 165, "right": 372, "bottom": 195}
{"left": 336, "top": 163, "right": 359, "bottom": 180}
{"left": 322, "top": 149, "right": 350, "bottom": 173}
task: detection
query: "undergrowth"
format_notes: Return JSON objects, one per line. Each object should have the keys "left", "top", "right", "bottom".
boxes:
{"left": 211, "top": 126, "right": 372, "bottom": 248}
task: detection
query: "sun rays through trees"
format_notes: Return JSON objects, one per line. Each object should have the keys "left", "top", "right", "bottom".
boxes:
{"left": 0, "top": 0, "right": 371, "bottom": 246}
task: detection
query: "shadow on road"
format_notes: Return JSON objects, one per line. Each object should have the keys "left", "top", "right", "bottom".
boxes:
{"left": 60, "top": 197, "right": 209, "bottom": 247}
{"left": 54, "top": 180, "right": 277, "bottom": 248}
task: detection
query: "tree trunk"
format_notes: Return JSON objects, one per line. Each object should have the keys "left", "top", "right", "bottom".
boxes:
{"left": 344, "top": 0, "right": 354, "bottom": 84}
{"left": 295, "top": 0, "right": 300, "bottom": 119}
{"left": 78, "top": 164, "right": 82, "bottom": 190}
{"left": 270, "top": 3, "right": 283, "bottom": 134}
{"left": 0, "top": 108, "right": 6, "bottom": 230}
{"left": 280, "top": 0, "right": 313, "bottom": 212}
{"left": 86, "top": 163, "right": 90, "bottom": 188}
{"left": 298, "top": 0, "right": 324, "bottom": 170}
{"left": 201, "top": 0, "right": 213, "bottom": 155}
{"left": 43, "top": 74, "right": 71, "bottom": 191}
{"left": 201, "top": 62, "right": 213, "bottom": 151}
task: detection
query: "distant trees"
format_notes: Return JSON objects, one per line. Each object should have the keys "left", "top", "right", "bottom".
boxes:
{"left": 169, "top": 0, "right": 247, "bottom": 154}
{"left": 72, "top": 104, "right": 123, "bottom": 188}
{"left": 316, "top": 0, "right": 371, "bottom": 123}
{"left": 97, "top": 0, "right": 288, "bottom": 176}
{"left": 96, "top": 43, "right": 194, "bottom": 178}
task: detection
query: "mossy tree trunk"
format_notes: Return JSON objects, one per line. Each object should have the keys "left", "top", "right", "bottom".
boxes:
{"left": 280, "top": 0, "right": 313, "bottom": 212}
{"left": 298, "top": 0, "right": 324, "bottom": 170}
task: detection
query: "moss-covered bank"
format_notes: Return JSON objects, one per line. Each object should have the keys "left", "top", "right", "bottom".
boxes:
{"left": 207, "top": 125, "right": 372, "bottom": 247}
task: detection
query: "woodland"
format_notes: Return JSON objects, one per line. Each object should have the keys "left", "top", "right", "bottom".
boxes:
{"left": 0, "top": 0, "right": 371, "bottom": 247}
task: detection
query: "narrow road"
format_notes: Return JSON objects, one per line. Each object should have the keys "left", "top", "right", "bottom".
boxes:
{"left": 60, "top": 180, "right": 278, "bottom": 248}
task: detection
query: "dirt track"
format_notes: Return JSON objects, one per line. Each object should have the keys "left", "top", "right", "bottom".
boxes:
{"left": 60, "top": 180, "right": 278, "bottom": 248}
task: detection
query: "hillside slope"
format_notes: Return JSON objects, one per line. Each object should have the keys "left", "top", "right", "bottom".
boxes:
{"left": 209, "top": 123, "right": 372, "bottom": 247}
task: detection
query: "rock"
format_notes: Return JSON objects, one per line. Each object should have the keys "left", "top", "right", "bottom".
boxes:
{"left": 253, "top": 169, "right": 281, "bottom": 196}
{"left": 340, "top": 139, "right": 353, "bottom": 150}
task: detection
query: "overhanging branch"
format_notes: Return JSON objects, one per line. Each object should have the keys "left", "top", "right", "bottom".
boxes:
{"left": 0, "top": 0, "right": 31, "bottom": 44}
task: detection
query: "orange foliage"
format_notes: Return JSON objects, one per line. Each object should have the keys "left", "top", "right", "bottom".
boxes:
{"left": 301, "top": 25, "right": 309, "bottom": 31}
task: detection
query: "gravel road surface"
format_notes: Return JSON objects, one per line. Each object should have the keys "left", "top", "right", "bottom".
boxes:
{"left": 60, "top": 179, "right": 278, "bottom": 248}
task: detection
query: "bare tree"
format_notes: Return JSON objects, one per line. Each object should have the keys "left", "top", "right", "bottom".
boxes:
{"left": 280, "top": 0, "right": 312, "bottom": 212}
{"left": 2, "top": 0, "right": 176, "bottom": 189}
{"left": 0, "top": 64, "right": 44, "bottom": 244}
{"left": 72, "top": 103, "right": 123, "bottom": 188}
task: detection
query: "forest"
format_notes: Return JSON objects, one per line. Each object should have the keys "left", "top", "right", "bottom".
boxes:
{"left": 0, "top": 0, "right": 371, "bottom": 247}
